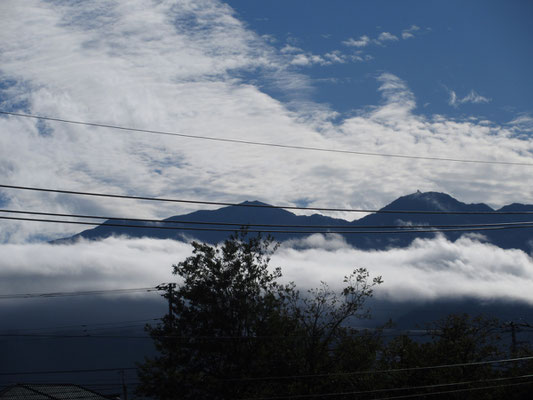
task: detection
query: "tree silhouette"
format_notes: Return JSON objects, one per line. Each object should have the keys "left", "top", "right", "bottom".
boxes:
{"left": 136, "top": 232, "right": 382, "bottom": 400}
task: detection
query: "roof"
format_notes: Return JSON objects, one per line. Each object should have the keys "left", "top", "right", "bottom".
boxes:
{"left": 0, "top": 384, "right": 111, "bottom": 400}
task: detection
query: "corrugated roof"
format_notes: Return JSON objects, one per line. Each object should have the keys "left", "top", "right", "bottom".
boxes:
{"left": 0, "top": 384, "right": 111, "bottom": 400}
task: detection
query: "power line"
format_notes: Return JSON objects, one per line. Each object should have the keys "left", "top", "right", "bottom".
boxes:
{"left": 1, "top": 322, "right": 527, "bottom": 340}
{"left": 0, "top": 333, "right": 153, "bottom": 339}
{"left": 223, "top": 355, "right": 533, "bottom": 382}
{"left": 2, "top": 110, "right": 531, "bottom": 166}
{"left": 0, "top": 324, "right": 150, "bottom": 336}
{"left": 0, "top": 367, "right": 138, "bottom": 376}
{"left": 0, "top": 287, "right": 161, "bottom": 300}
{"left": 2, "top": 208, "right": 533, "bottom": 229}
{"left": 2, "top": 184, "right": 532, "bottom": 215}
{"left": 0, "top": 324, "right": 155, "bottom": 336}
{"left": 1, "top": 318, "right": 161, "bottom": 334}
{"left": 370, "top": 380, "right": 533, "bottom": 400}
{"left": 1, "top": 378, "right": 531, "bottom": 399}
{"left": 3, "top": 215, "right": 533, "bottom": 234}
{"left": 1, "top": 355, "right": 532, "bottom": 380}
{"left": 240, "top": 374, "right": 533, "bottom": 400}
{"left": 0, "top": 376, "right": 142, "bottom": 385}
{"left": 0, "top": 331, "right": 427, "bottom": 341}
{"left": 0, "top": 326, "right": 435, "bottom": 340}
{"left": 64, "top": 323, "right": 149, "bottom": 333}
{"left": 0, "top": 383, "right": 141, "bottom": 391}
{"left": 0, "top": 382, "right": 139, "bottom": 387}
{"left": 0, "top": 382, "right": 142, "bottom": 392}
{"left": 3, "top": 325, "right": 509, "bottom": 340}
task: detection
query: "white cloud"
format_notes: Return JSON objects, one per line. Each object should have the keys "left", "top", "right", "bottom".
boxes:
{"left": 346, "top": 52, "right": 373, "bottom": 63}
{"left": 1, "top": 235, "right": 533, "bottom": 306}
{"left": 449, "top": 90, "right": 458, "bottom": 106}
{"left": 342, "top": 25, "right": 420, "bottom": 48}
{"left": 289, "top": 53, "right": 317, "bottom": 66}
{"left": 374, "top": 72, "right": 416, "bottom": 116}
{"left": 401, "top": 25, "right": 420, "bottom": 40}
{"left": 509, "top": 114, "right": 533, "bottom": 131}
{"left": 283, "top": 45, "right": 346, "bottom": 67}
{"left": 324, "top": 51, "right": 346, "bottom": 64}
{"left": 280, "top": 44, "right": 302, "bottom": 54}
{"left": 289, "top": 53, "right": 338, "bottom": 67}
{"left": 342, "top": 35, "right": 371, "bottom": 48}
{"left": 462, "top": 90, "right": 491, "bottom": 104}
{"left": 0, "top": 237, "right": 184, "bottom": 294}
{"left": 449, "top": 89, "right": 491, "bottom": 107}
{"left": 0, "top": 0, "right": 531, "bottom": 245}
{"left": 377, "top": 32, "right": 399, "bottom": 42}
{"left": 345, "top": 26, "right": 420, "bottom": 47}
{"left": 261, "top": 34, "right": 277, "bottom": 44}
{"left": 276, "top": 235, "right": 533, "bottom": 304}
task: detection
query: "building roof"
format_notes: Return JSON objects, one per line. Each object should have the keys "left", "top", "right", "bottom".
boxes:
{"left": 0, "top": 384, "right": 112, "bottom": 400}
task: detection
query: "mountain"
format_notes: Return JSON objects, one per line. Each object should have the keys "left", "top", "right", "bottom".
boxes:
{"left": 350, "top": 191, "right": 533, "bottom": 251}
{"left": 55, "top": 192, "right": 533, "bottom": 253}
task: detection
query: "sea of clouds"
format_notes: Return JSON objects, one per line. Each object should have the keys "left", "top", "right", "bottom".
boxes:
{"left": 1, "top": 235, "right": 532, "bottom": 306}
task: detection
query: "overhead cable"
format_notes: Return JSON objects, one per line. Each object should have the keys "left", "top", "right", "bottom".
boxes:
{"left": 1, "top": 184, "right": 533, "bottom": 215}
{"left": 0, "top": 287, "right": 160, "bottom": 300}
{"left": 0, "top": 327, "right": 435, "bottom": 340}
{"left": 223, "top": 355, "right": 533, "bottom": 382}
{"left": 1, "top": 355, "right": 532, "bottom": 379}
{"left": 240, "top": 374, "right": 533, "bottom": 400}
{"left": 0, "top": 367, "right": 138, "bottom": 376}
{"left": 0, "top": 328, "right": 435, "bottom": 340}
{"left": 2, "top": 215, "right": 533, "bottom": 234}
{"left": 1, "top": 111, "right": 531, "bottom": 166}
{"left": 2, "top": 208, "right": 533, "bottom": 229}
{"left": 370, "top": 380, "right": 533, "bottom": 400}
{"left": 2, "top": 318, "right": 162, "bottom": 333}
{"left": 0, "top": 333, "right": 153, "bottom": 339}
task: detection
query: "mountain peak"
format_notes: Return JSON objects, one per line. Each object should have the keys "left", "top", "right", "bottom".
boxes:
{"left": 405, "top": 191, "right": 457, "bottom": 204}
{"left": 382, "top": 191, "right": 493, "bottom": 212}
{"left": 237, "top": 200, "right": 271, "bottom": 207}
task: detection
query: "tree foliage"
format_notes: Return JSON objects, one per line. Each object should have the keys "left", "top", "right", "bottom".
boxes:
{"left": 137, "top": 233, "right": 382, "bottom": 399}
{"left": 137, "top": 233, "right": 533, "bottom": 400}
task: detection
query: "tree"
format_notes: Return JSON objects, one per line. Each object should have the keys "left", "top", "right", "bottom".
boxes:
{"left": 378, "top": 314, "right": 509, "bottom": 400}
{"left": 136, "top": 232, "right": 382, "bottom": 400}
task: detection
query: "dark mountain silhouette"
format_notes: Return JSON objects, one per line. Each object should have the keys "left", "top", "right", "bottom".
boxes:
{"left": 55, "top": 192, "right": 533, "bottom": 253}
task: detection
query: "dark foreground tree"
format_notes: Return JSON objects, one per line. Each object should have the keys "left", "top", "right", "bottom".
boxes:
{"left": 136, "top": 232, "right": 382, "bottom": 400}
{"left": 378, "top": 313, "right": 533, "bottom": 400}
{"left": 136, "top": 233, "right": 533, "bottom": 400}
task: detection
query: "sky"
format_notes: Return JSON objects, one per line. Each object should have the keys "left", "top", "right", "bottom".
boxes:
{"left": 1, "top": 0, "right": 533, "bottom": 324}
{"left": 226, "top": 0, "right": 533, "bottom": 123}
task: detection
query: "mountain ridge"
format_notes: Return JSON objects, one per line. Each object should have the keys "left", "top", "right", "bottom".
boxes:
{"left": 54, "top": 191, "right": 533, "bottom": 253}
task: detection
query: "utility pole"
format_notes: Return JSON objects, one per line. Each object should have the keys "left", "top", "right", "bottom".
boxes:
{"left": 157, "top": 283, "right": 177, "bottom": 323}
{"left": 502, "top": 320, "right": 532, "bottom": 356}
{"left": 168, "top": 282, "right": 176, "bottom": 324}
{"left": 156, "top": 283, "right": 178, "bottom": 366}
{"left": 510, "top": 322, "right": 517, "bottom": 356}
{"left": 120, "top": 369, "right": 128, "bottom": 400}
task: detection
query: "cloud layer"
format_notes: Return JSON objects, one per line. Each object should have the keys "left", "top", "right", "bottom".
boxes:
{"left": 1, "top": 236, "right": 532, "bottom": 305}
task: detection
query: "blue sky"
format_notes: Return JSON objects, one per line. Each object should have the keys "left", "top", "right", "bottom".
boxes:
{"left": 227, "top": 0, "right": 533, "bottom": 123}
